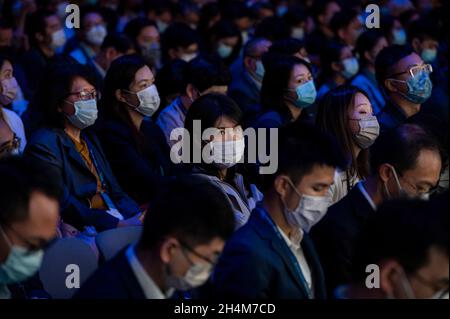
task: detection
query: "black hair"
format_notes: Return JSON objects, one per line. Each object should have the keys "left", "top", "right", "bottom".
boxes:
{"left": 254, "top": 16, "right": 290, "bottom": 42}
{"left": 369, "top": 124, "right": 442, "bottom": 176}
{"left": 268, "top": 38, "right": 305, "bottom": 56}
{"left": 123, "top": 17, "right": 158, "bottom": 54}
{"left": 24, "top": 9, "right": 56, "bottom": 48}
{"left": 330, "top": 8, "right": 359, "bottom": 36}
{"left": 139, "top": 175, "right": 235, "bottom": 248}
{"left": 100, "top": 33, "right": 133, "bottom": 53}
{"left": 352, "top": 199, "right": 448, "bottom": 281}
{"left": 155, "top": 58, "right": 189, "bottom": 106}
{"left": 375, "top": 44, "right": 415, "bottom": 92}
{"left": 260, "top": 55, "right": 312, "bottom": 119}
{"left": 161, "top": 22, "right": 199, "bottom": 62}
{"left": 356, "top": 29, "right": 386, "bottom": 67}
{"left": 407, "top": 18, "right": 439, "bottom": 43}
{"left": 185, "top": 55, "right": 231, "bottom": 93}
{"left": 310, "top": 0, "right": 339, "bottom": 24}
{"left": 197, "top": 2, "right": 221, "bottom": 34}
{"left": 260, "top": 121, "right": 346, "bottom": 191}
{"left": 80, "top": 5, "right": 105, "bottom": 31}
{"left": 283, "top": 5, "right": 307, "bottom": 28}
{"left": 0, "top": 156, "right": 60, "bottom": 226}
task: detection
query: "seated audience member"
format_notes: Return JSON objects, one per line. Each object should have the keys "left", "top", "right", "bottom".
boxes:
{"left": 96, "top": 54, "right": 172, "bottom": 206}
{"left": 25, "top": 62, "right": 142, "bottom": 232}
{"left": 380, "top": 15, "right": 408, "bottom": 46}
{"left": 123, "top": 18, "right": 161, "bottom": 69}
{"left": 154, "top": 59, "right": 188, "bottom": 109}
{"left": 67, "top": 6, "right": 108, "bottom": 67}
{"left": 74, "top": 176, "right": 235, "bottom": 299}
{"left": 329, "top": 9, "right": 363, "bottom": 49}
{"left": 316, "top": 85, "right": 379, "bottom": 205}
{"left": 375, "top": 45, "right": 433, "bottom": 132}
{"left": 21, "top": 9, "right": 66, "bottom": 97}
{"left": 337, "top": 198, "right": 448, "bottom": 299}
{"left": 0, "top": 56, "right": 26, "bottom": 157}
{"left": 312, "top": 124, "right": 442, "bottom": 295}
{"left": 157, "top": 55, "right": 231, "bottom": 148}
{"left": 205, "top": 20, "right": 242, "bottom": 66}
{"left": 90, "top": 33, "right": 134, "bottom": 90}
{"left": 316, "top": 41, "right": 359, "bottom": 101}
{"left": 211, "top": 122, "right": 346, "bottom": 299}
{"left": 182, "top": 93, "right": 263, "bottom": 229}
{"left": 160, "top": 22, "right": 199, "bottom": 63}
{"left": 0, "top": 156, "right": 60, "bottom": 299}
{"left": 228, "top": 37, "right": 271, "bottom": 125}
{"left": 267, "top": 37, "right": 310, "bottom": 63}
{"left": 351, "top": 30, "right": 388, "bottom": 115}
{"left": 250, "top": 55, "right": 316, "bottom": 129}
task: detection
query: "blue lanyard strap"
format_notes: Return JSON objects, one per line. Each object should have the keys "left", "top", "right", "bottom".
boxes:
{"left": 258, "top": 206, "right": 313, "bottom": 299}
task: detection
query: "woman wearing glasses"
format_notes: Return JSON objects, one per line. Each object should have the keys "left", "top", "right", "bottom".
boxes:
{"left": 0, "top": 55, "right": 26, "bottom": 158}
{"left": 25, "top": 62, "right": 143, "bottom": 232}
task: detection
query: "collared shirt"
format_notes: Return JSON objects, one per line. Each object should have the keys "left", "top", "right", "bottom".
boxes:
{"left": 357, "top": 181, "right": 376, "bottom": 211}
{"left": 276, "top": 225, "right": 314, "bottom": 293}
{"left": 328, "top": 169, "right": 360, "bottom": 206}
{"left": 126, "top": 244, "right": 171, "bottom": 299}
{"left": 156, "top": 96, "right": 188, "bottom": 148}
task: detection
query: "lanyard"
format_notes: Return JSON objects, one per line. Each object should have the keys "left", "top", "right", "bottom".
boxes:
{"left": 258, "top": 206, "right": 313, "bottom": 299}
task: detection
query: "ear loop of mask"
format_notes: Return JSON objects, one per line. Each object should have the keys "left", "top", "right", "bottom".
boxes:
{"left": 384, "top": 165, "right": 403, "bottom": 199}
{"left": 282, "top": 178, "right": 302, "bottom": 212}
{"left": 121, "top": 89, "right": 140, "bottom": 109}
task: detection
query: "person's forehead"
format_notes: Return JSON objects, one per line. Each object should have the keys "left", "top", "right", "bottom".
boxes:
{"left": 141, "top": 25, "right": 159, "bottom": 37}
{"left": 353, "top": 92, "right": 371, "bottom": 106}
{"left": 72, "top": 76, "right": 94, "bottom": 90}
{"left": 46, "top": 15, "right": 61, "bottom": 27}
{"left": 292, "top": 64, "right": 310, "bottom": 77}
{"left": 83, "top": 13, "right": 103, "bottom": 25}
{"left": 299, "top": 165, "right": 335, "bottom": 184}
{"left": 134, "top": 66, "right": 153, "bottom": 81}
{"left": 391, "top": 52, "right": 423, "bottom": 73}
{"left": 215, "top": 115, "right": 238, "bottom": 128}
{"left": 1, "top": 60, "right": 13, "bottom": 72}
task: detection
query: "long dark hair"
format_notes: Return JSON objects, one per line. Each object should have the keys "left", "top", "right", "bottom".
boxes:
{"left": 315, "top": 85, "right": 371, "bottom": 179}
{"left": 260, "top": 55, "right": 312, "bottom": 120}
{"left": 100, "top": 54, "right": 149, "bottom": 153}
{"left": 184, "top": 93, "right": 242, "bottom": 180}
{"left": 317, "top": 41, "right": 346, "bottom": 87}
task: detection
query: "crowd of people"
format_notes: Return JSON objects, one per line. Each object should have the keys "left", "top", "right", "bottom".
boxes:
{"left": 0, "top": 0, "right": 448, "bottom": 300}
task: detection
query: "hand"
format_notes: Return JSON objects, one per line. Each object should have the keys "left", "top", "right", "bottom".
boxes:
{"left": 117, "top": 213, "right": 143, "bottom": 227}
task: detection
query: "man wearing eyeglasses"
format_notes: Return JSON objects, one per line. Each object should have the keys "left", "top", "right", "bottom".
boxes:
{"left": 0, "top": 157, "right": 60, "bottom": 299}
{"left": 74, "top": 177, "right": 235, "bottom": 299}
{"left": 375, "top": 44, "right": 433, "bottom": 133}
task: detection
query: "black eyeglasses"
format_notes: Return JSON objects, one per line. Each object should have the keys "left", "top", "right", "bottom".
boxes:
{"left": 179, "top": 240, "right": 217, "bottom": 266}
{"left": 66, "top": 89, "right": 101, "bottom": 101}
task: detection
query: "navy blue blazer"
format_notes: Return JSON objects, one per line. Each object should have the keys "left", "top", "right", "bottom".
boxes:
{"left": 73, "top": 249, "right": 145, "bottom": 299}
{"left": 25, "top": 128, "right": 140, "bottom": 231}
{"left": 311, "top": 185, "right": 375, "bottom": 296}
{"left": 376, "top": 100, "right": 408, "bottom": 133}
{"left": 211, "top": 205, "right": 327, "bottom": 299}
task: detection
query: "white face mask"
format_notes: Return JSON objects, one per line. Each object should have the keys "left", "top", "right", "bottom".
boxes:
{"left": 166, "top": 262, "right": 213, "bottom": 291}
{"left": 51, "top": 29, "right": 67, "bottom": 49}
{"left": 209, "top": 138, "right": 245, "bottom": 169}
{"left": 65, "top": 98, "right": 98, "bottom": 129}
{"left": 180, "top": 52, "right": 197, "bottom": 62}
{"left": 125, "top": 84, "right": 161, "bottom": 117}
{"left": 342, "top": 57, "right": 359, "bottom": 79}
{"left": 217, "top": 43, "right": 233, "bottom": 59}
{"left": 291, "top": 27, "right": 305, "bottom": 40}
{"left": 282, "top": 179, "right": 332, "bottom": 233}
{"left": 352, "top": 115, "right": 380, "bottom": 149}
{"left": 86, "top": 24, "right": 107, "bottom": 46}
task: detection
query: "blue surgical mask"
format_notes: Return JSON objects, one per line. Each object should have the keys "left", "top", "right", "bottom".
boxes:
{"left": 289, "top": 80, "right": 317, "bottom": 108}
{"left": 254, "top": 60, "right": 265, "bottom": 81}
{"left": 217, "top": 43, "right": 233, "bottom": 59}
{"left": 0, "top": 226, "right": 44, "bottom": 285}
{"left": 392, "top": 29, "right": 407, "bottom": 45}
{"left": 421, "top": 48, "right": 437, "bottom": 63}
{"left": 66, "top": 98, "right": 98, "bottom": 129}
{"left": 342, "top": 57, "right": 359, "bottom": 79}
{"left": 390, "top": 70, "right": 433, "bottom": 104}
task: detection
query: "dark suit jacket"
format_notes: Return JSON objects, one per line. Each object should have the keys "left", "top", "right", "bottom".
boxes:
{"left": 376, "top": 100, "right": 408, "bottom": 133}
{"left": 311, "top": 185, "right": 375, "bottom": 296}
{"left": 74, "top": 249, "right": 146, "bottom": 299}
{"left": 211, "top": 204, "right": 326, "bottom": 299}
{"left": 228, "top": 70, "right": 261, "bottom": 126}
{"left": 25, "top": 128, "right": 140, "bottom": 231}
{"left": 95, "top": 116, "right": 173, "bottom": 205}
